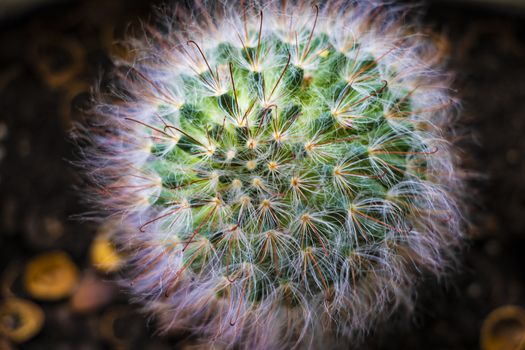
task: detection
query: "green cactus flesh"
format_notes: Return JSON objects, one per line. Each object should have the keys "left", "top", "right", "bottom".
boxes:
{"left": 133, "top": 30, "right": 433, "bottom": 301}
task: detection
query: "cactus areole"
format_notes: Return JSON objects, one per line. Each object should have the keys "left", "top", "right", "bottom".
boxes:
{"left": 79, "top": 1, "right": 463, "bottom": 348}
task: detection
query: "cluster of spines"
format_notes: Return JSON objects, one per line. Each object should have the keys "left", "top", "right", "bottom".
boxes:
{"left": 79, "top": 1, "right": 462, "bottom": 349}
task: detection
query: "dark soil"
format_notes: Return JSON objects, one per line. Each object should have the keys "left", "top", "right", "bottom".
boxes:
{"left": 0, "top": 1, "right": 524, "bottom": 349}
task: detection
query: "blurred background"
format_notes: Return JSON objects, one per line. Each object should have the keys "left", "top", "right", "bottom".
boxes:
{"left": 0, "top": 0, "right": 524, "bottom": 349}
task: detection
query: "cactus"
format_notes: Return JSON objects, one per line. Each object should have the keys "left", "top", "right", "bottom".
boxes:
{"left": 78, "top": 1, "right": 463, "bottom": 349}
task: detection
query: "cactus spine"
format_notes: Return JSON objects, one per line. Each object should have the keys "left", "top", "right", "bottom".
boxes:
{"left": 79, "top": 1, "right": 463, "bottom": 349}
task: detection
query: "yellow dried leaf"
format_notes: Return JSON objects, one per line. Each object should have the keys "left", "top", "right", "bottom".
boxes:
{"left": 481, "top": 305, "right": 525, "bottom": 350}
{"left": 23, "top": 251, "right": 79, "bottom": 301}
{"left": 89, "top": 234, "right": 123, "bottom": 273}
{"left": 0, "top": 298, "right": 44, "bottom": 343}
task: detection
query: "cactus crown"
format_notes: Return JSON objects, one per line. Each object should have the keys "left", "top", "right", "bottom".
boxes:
{"left": 141, "top": 12, "right": 422, "bottom": 293}
{"left": 81, "top": 1, "right": 463, "bottom": 348}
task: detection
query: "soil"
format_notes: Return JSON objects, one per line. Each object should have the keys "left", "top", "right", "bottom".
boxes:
{"left": 0, "top": 1, "right": 524, "bottom": 349}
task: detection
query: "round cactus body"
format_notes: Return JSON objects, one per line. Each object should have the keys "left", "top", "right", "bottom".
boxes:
{"left": 80, "top": 1, "right": 463, "bottom": 349}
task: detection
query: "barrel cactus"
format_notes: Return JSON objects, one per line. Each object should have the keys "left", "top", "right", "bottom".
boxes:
{"left": 79, "top": 1, "right": 463, "bottom": 348}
